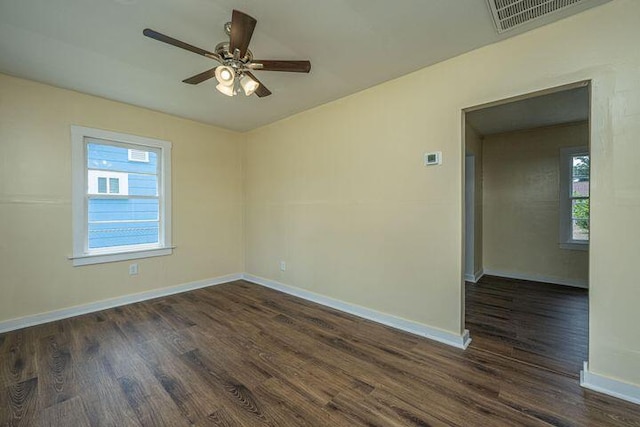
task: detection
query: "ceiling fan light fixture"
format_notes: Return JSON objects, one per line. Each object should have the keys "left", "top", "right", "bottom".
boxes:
{"left": 216, "top": 82, "right": 235, "bottom": 97}
{"left": 240, "top": 74, "right": 259, "bottom": 96}
{"left": 215, "top": 65, "right": 235, "bottom": 86}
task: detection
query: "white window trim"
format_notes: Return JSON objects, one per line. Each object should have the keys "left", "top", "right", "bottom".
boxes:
{"left": 70, "top": 126, "right": 173, "bottom": 266}
{"left": 559, "top": 146, "right": 589, "bottom": 251}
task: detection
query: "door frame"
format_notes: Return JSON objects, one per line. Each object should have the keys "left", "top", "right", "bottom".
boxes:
{"left": 464, "top": 154, "right": 475, "bottom": 281}
{"left": 460, "top": 80, "right": 592, "bottom": 357}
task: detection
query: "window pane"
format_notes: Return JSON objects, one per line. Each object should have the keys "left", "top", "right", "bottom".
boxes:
{"left": 89, "top": 198, "right": 158, "bottom": 222}
{"left": 572, "top": 199, "right": 589, "bottom": 219}
{"left": 572, "top": 199, "right": 589, "bottom": 241}
{"left": 89, "top": 221, "right": 159, "bottom": 249}
{"left": 88, "top": 198, "right": 159, "bottom": 249}
{"left": 87, "top": 142, "right": 157, "bottom": 174}
{"left": 97, "top": 177, "right": 107, "bottom": 193}
{"left": 572, "top": 154, "right": 590, "bottom": 197}
{"left": 109, "top": 178, "right": 119, "bottom": 194}
{"left": 128, "top": 173, "right": 158, "bottom": 196}
{"left": 572, "top": 220, "right": 589, "bottom": 241}
{"left": 86, "top": 141, "right": 161, "bottom": 250}
{"left": 572, "top": 179, "right": 589, "bottom": 197}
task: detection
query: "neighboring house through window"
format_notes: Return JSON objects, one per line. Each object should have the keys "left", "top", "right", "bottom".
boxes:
{"left": 71, "top": 126, "right": 172, "bottom": 266}
{"left": 559, "top": 146, "right": 589, "bottom": 250}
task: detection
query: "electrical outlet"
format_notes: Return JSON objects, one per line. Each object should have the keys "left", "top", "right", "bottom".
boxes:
{"left": 280, "top": 261, "right": 286, "bottom": 271}
{"left": 129, "top": 263, "right": 138, "bottom": 276}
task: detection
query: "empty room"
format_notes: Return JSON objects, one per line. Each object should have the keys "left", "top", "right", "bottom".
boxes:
{"left": 464, "top": 85, "right": 591, "bottom": 378}
{"left": 1, "top": 0, "right": 639, "bottom": 426}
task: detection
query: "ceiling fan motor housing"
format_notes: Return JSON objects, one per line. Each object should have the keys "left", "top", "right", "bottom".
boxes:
{"left": 215, "top": 42, "right": 253, "bottom": 67}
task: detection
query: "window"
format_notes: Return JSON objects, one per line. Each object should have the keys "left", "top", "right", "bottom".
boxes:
{"left": 71, "top": 126, "right": 172, "bottom": 266}
{"left": 559, "top": 146, "right": 589, "bottom": 250}
{"left": 109, "top": 177, "right": 119, "bottom": 194}
{"left": 98, "top": 177, "right": 107, "bottom": 194}
{"left": 89, "top": 171, "right": 127, "bottom": 195}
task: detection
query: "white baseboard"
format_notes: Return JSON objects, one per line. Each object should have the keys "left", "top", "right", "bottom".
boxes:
{"left": 465, "top": 268, "right": 484, "bottom": 283}
{"left": 581, "top": 362, "right": 640, "bottom": 405}
{"left": 1, "top": 272, "right": 472, "bottom": 351}
{"left": 0, "top": 273, "right": 242, "bottom": 334}
{"left": 483, "top": 269, "right": 588, "bottom": 289}
{"left": 242, "top": 273, "right": 471, "bottom": 350}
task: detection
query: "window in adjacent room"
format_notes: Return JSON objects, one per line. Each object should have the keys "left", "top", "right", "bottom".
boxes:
{"left": 71, "top": 126, "right": 173, "bottom": 266}
{"left": 559, "top": 146, "right": 589, "bottom": 250}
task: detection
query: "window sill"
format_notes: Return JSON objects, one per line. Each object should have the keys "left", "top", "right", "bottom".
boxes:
{"left": 559, "top": 242, "right": 589, "bottom": 251}
{"left": 70, "top": 246, "right": 174, "bottom": 266}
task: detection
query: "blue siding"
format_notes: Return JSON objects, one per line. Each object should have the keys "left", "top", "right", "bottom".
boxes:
{"left": 88, "top": 199, "right": 158, "bottom": 222}
{"left": 88, "top": 199, "right": 159, "bottom": 249}
{"left": 87, "top": 142, "right": 157, "bottom": 174}
{"left": 86, "top": 141, "right": 161, "bottom": 249}
{"left": 89, "top": 222, "right": 159, "bottom": 248}
{"left": 129, "top": 174, "right": 157, "bottom": 196}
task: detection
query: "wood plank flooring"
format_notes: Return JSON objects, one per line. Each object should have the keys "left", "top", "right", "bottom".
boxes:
{"left": 1, "top": 280, "right": 639, "bottom": 426}
{"left": 466, "top": 275, "right": 588, "bottom": 378}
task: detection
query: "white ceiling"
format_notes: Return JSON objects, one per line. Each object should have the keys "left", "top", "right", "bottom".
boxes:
{"left": 466, "top": 86, "right": 589, "bottom": 136}
{"left": 0, "top": 0, "right": 609, "bottom": 131}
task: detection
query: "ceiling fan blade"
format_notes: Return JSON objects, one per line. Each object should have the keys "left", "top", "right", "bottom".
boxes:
{"left": 182, "top": 67, "right": 218, "bottom": 85}
{"left": 143, "top": 28, "right": 220, "bottom": 60}
{"left": 245, "top": 71, "right": 272, "bottom": 97}
{"left": 229, "top": 10, "right": 257, "bottom": 58}
{"left": 251, "top": 60, "right": 311, "bottom": 73}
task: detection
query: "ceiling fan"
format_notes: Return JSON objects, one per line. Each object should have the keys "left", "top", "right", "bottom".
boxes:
{"left": 143, "top": 10, "right": 311, "bottom": 98}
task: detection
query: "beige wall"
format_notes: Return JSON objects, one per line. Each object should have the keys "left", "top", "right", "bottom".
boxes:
{"left": 465, "top": 123, "right": 483, "bottom": 277}
{"left": 482, "top": 123, "right": 589, "bottom": 286}
{"left": 245, "top": 0, "right": 640, "bottom": 386}
{"left": 0, "top": 74, "right": 244, "bottom": 322}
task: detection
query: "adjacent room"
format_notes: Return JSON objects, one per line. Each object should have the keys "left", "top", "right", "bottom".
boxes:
{"left": 464, "top": 84, "right": 591, "bottom": 378}
{"left": 1, "top": 0, "right": 640, "bottom": 425}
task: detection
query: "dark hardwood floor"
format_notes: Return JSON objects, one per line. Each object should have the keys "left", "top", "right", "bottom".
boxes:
{"left": 2, "top": 280, "right": 639, "bottom": 426}
{"left": 466, "top": 275, "right": 588, "bottom": 378}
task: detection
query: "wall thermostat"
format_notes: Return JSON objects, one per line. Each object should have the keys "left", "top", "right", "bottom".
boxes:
{"left": 424, "top": 151, "right": 442, "bottom": 166}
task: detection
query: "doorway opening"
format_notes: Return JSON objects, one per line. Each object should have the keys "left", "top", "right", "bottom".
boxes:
{"left": 462, "top": 81, "right": 591, "bottom": 378}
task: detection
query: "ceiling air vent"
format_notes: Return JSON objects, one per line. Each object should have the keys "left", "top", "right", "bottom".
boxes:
{"left": 487, "top": 0, "right": 585, "bottom": 33}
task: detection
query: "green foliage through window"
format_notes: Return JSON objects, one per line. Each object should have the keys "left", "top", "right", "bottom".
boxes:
{"left": 573, "top": 199, "right": 589, "bottom": 231}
